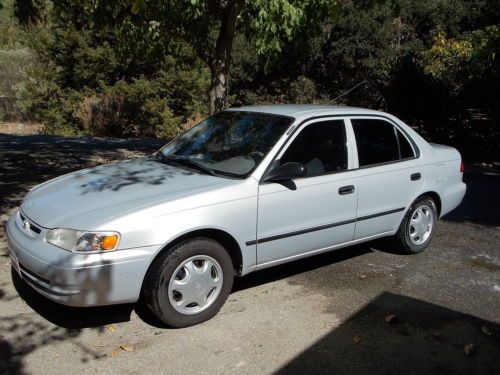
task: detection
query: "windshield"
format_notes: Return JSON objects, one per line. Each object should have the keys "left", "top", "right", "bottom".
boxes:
{"left": 159, "top": 111, "right": 293, "bottom": 178}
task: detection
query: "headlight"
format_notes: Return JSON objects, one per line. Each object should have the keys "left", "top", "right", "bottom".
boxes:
{"left": 46, "top": 229, "right": 120, "bottom": 253}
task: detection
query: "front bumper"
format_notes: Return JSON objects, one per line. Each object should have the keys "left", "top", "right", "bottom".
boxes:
{"left": 6, "top": 210, "right": 160, "bottom": 307}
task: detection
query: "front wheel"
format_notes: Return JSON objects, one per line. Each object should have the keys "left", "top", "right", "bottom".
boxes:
{"left": 142, "top": 237, "right": 234, "bottom": 328}
{"left": 391, "top": 196, "right": 438, "bottom": 254}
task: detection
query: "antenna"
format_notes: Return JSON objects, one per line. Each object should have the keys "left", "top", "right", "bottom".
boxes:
{"left": 327, "top": 80, "right": 368, "bottom": 105}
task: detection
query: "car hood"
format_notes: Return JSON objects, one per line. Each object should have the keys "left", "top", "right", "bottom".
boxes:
{"left": 21, "top": 157, "right": 229, "bottom": 228}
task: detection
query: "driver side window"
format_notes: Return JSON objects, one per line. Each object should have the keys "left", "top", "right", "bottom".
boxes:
{"left": 280, "top": 120, "right": 348, "bottom": 177}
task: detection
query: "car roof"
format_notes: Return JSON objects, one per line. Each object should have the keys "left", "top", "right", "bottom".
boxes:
{"left": 225, "top": 104, "right": 382, "bottom": 119}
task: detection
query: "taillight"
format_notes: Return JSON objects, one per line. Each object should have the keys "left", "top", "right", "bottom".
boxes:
{"left": 460, "top": 160, "right": 464, "bottom": 173}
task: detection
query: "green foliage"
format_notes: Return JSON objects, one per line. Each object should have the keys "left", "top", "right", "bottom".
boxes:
{"left": 12, "top": 0, "right": 336, "bottom": 115}
{"left": 19, "top": 65, "right": 209, "bottom": 137}
{"left": 421, "top": 26, "right": 499, "bottom": 90}
{"left": 289, "top": 76, "right": 319, "bottom": 103}
{"left": 0, "top": 48, "right": 34, "bottom": 97}
{"left": 227, "top": 0, "right": 499, "bottom": 161}
{"left": 12, "top": 0, "right": 209, "bottom": 137}
{"left": 247, "top": 0, "right": 318, "bottom": 55}
{"left": 0, "top": 0, "right": 23, "bottom": 47}
{"left": 0, "top": 0, "right": 37, "bottom": 120}
{"left": 417, "top": 24, "right": 500, "bottom": 158}
{"left": 4, "top": 0, "right": 500, "bottom": 162}
{"left": 74, "top": 71, "right": 207, "bottom": 138}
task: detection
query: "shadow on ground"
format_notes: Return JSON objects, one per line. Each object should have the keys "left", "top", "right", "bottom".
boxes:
{"left": 1, "top": 274, "right": 112, "bottom": 375}
{"left": 233, "top": 244, "right": 372, "bottom": 292}
{"left": 275, "top": 292, "right": 500, "bottom": 375}
{"left": 11, "top": 270, "right": 135, "bottom": 329}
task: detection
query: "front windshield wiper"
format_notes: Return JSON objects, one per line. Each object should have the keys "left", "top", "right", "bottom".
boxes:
{"left": 153, "top": 153, "right": 216, "bottom": 176}
{"left": 150, "top": 151, "right": 171, "bottom": 164}
{"left": 170, "top": 156, "right": 217, "bottom": 176}
{"left": 151, "top": 152, "right": 243, "bottom": 179}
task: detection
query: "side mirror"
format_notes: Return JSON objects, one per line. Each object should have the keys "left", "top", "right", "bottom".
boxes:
{"left": 263, "top": 162, "right": 306, "bottom": 182}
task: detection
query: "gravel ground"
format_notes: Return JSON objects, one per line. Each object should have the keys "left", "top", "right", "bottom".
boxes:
{"left": 0, "top": 133, "right": 499, "bottom": 375}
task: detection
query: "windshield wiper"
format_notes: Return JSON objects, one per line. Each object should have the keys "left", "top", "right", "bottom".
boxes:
{"left": 165, "top": 155, "right": 217, "bottom": 176}
{"left": 150, "top": 152, "right": 177, "bottom": 166}
{"left": 151, "top": 152, "right": 242, "bottom": 178}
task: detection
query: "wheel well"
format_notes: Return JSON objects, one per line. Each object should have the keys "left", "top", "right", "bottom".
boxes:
{"left": 154, "top": 229, "right": 243, "bottom": 276}
{"left": 419, "top": 191, "right": 442, "bottom": 216}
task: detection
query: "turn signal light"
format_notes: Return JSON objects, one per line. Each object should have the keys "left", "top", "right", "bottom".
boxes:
{"left": 101, "top": 234, "right": 119, "bottom": 250}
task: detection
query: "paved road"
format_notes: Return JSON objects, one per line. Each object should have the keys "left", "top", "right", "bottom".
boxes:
{"left": 0, "top": 134, "right": 499, "bottom": 375}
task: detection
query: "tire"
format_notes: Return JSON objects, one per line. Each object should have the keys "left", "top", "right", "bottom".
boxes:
{"left": 391, "top": 196, "right": 438, "bottom": 254}
{"left": 142, "top": 237, "right": 234, "bottom": 328}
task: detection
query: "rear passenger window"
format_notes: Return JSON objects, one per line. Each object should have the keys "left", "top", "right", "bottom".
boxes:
{"left": 352, "top": 119, "right": 414, "bottom": 167}
{"left": 280, "top": 120, "right": 347, "bottom": 177}
{"left": 397, "top": 129, "right": 415, "bottom": 159}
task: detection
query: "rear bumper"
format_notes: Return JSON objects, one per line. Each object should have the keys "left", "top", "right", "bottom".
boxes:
{"left": 6, "top": 211, "right": 160, "bottom": 307}
{"left": 440, "top": 182, "right": 467, "bottom": 218}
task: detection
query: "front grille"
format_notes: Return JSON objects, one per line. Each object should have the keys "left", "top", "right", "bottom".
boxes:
{"left": 19, "top": 212, "right": 42, "bottom": 234}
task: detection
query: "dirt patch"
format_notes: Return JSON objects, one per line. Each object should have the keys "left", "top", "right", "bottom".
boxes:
{"left": 469, "top": 254, "right": 500, "bottom": 272}
{"left": 0, "top": 122, "right": 44, "bottom": 135}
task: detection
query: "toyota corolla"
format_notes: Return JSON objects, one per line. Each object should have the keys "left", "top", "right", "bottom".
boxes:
{"left": 6, "top": 105, "right": 466, "bottom": 327}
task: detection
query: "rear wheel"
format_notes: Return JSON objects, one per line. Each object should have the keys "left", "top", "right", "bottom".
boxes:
{"left": 143, "top": 237, "right": 234, "bottom": 328}
{"left": 392, "top": 196, "right": 438, "bottom": 254}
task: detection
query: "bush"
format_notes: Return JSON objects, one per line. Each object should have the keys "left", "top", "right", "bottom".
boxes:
{"left": 0, "top": 48, "right": 36, "bottom": 121}
{"left": 72, "top": 79, "right": 183, "bottom": 138}
{"left": 20, "top": 67, "right": 209, "bottom": 138}
{"left": 289, "top": 75, "right": 318, "bottom": 103}
{"left": 12, "top": 4, "right": 210, "bottom": 138}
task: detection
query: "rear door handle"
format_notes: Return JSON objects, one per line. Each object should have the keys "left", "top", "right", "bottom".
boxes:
{"left": 338, "top": 185, "right": 355, "bottom": 195}
{"left": 411, "top": 172, "right": 421, "bottom": 181}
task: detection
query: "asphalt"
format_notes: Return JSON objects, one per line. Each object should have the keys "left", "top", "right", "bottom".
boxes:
{"left": 0, "top": 133, "right": 499, "bottom": 375}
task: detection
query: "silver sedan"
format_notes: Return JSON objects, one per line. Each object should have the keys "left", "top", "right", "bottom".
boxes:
{"left": 6, "top": 105, "right": 466, "bottom": 327}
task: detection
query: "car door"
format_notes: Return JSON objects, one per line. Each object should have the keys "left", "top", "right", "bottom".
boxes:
{"left": 256, "top": 118, "right": 358, "bottom": 266}
{"left": 349, "top": 117, "right": 424, "bottom": 239}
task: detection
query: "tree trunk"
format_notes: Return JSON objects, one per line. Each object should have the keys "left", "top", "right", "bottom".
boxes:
{"left": 209, "top": 62, "right": 228, "bottom": 114}
{"left": 207, "top": 0, "right": 245, "bottom": 115}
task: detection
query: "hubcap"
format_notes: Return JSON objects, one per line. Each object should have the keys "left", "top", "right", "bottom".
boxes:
{"left": 408, "top": 204, "right": 434, "bottom": 245}
{"left": 167, "top": 255, "right": 223, "bottom": 315}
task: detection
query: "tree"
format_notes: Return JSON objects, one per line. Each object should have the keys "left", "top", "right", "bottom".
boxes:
{"left": 14, "top": 0, "right": 334, "bottom": 114}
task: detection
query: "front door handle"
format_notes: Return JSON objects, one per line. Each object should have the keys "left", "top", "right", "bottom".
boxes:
{"left": 411, "top": 172, "right": 421, "bottom": 181}
{"left": 338, "top": 185, "right": 355, "bottom": 195}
